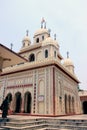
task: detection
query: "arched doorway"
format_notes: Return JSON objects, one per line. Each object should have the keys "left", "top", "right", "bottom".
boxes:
{"left": 65, "top": 94, "right": 67, "bottom": 114}
{"left": 83, "top": 101, "right": 87, "bottom": 114}
{"left": 69, "top": 95, "right": 71, "bottom": 113}
{"left": 24, "top": 92, "right": 32, "bottom": 113}
{"left": 15, "top": 92, "right": 22, "bottom": 113}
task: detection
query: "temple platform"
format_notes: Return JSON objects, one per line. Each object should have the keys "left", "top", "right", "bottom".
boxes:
{"left": 0, "top": 114, "right": 87, "bottom": 130}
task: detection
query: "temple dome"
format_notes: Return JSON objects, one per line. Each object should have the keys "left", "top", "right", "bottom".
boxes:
{"left": 34, "top": 28, "right": 49, "bottom": 37}
{"left": 42, "top": 37, "right": 59, "bottom": 48}
{"left": 21, "top": 31, "right": 31, "bottom": 48}
{"left": 63, "top": 58, "right": 74, "bottom": 67}
{"left": 44, "top": 37, "right": 53, "bottom": 43}
{"left": 22, "top": 35, "right": 31, "bottom": 43}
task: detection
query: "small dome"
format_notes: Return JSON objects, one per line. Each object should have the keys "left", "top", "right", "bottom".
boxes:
{"left": 22, "top": 35, "right": 31, "bottom": 42}
{"left": 42, "top": 37, "right": 59, "bottom": 48}
{"left": 34, "top": 28, "right": 49, "bottom": 37}
{"left": 44, "top": 37, "right": 54, "bottom": 43}
{"left": 63, "top": 58, "right": 74, "bottom": 67}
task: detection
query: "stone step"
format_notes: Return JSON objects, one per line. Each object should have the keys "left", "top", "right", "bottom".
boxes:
{"left": 5, "top": 120, "right": 45, "bottom": 127}
{"left": 8, "top": 118, "right": 44, "bottom": 123}
{"left": 1, "top": 117, "right": 87, "bottom": 130}
{"left": 38, "top": 128, "right": 71, "bottom": 130}
{"left": 3, "top": 123, "right": 47, "bottom": 130}
{"left": 3, "top": 123, "right": 87, "bottom": 130}
{"left": 47, "top": 119, "right": 87, "bottom": 126}
{"left": 48, "top": 124, "right": 87, "bottom": 130}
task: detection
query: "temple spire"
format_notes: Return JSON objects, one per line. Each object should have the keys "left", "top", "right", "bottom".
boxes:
{"left": 44, "top": 22, "right": 46, "bottom": 28}
{"left": 10, "top": 43, "right": 13, "bottom": 50}
{"left": 54, "top": 34, "right": 56, "bottom": 40}
{"left": 41, "top": 17, "right": 45, "bottom": 28}
{"left": 67, "top": 51, "right": 69, "bottom": 58}
{"left": 26, "top": 30, "right": 29, "bottom": 36}
{"left": 48, "top": 29, "right": 51, "bottom": 37}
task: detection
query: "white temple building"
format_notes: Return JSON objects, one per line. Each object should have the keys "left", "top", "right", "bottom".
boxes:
{"left": 0, "top": 19, "right": 81, "bottom": 116}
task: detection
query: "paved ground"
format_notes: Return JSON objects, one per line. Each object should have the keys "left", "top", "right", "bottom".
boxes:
{"left": 56, "top": 114, "right": 87, "bottom": 120}
{"left": 0, "top": 114, "right": 87, "bottom": 120}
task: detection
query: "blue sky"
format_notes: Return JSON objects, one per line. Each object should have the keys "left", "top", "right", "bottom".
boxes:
{"left": 0, "top": 0, "right": 87, "bottom": 90}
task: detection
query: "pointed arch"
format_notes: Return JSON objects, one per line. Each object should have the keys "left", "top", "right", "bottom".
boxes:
{"left": 45, "top": 49, "right": 48, "bottom": 58}
{"left": 69, "top": 95, "right": 71, "bottom": 113}
{"left": 24, "top": 91, "right": 32, "bottom": 113}
{"left": 14, "top": 92, "right": 22, "bottom": 113}
{"left": 36, "top": 38, "right": 39, "bottom": 43}
{"left": 65, "top": 94, "right": 67, "bottom": 114}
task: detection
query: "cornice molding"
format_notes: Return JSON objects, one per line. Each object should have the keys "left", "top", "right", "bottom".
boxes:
{"left": 1, "top": 58, "right": 79, "bottom": 83}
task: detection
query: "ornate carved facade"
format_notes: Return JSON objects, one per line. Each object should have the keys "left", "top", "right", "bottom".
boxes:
{"left": 0, "top": 20, "right": 81, "bottom": 116}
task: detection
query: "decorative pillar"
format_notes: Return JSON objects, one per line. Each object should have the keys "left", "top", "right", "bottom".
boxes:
{"left": 21, "top": 95, "right": 24, "bottom": 113}
{"left": 53, "top": 67, "right": 55, "bottom": 115}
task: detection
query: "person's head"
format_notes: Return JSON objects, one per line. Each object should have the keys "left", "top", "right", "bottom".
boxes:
{"left": 6, "top": 94, "right": 12, "bottom": 103}
{"left": 5, "top": 96, "right": 8, "bottom": 100}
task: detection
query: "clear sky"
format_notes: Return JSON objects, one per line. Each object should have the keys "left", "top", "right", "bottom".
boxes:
{"left": 0, "top": 0, "right": 87, "bottom": 90}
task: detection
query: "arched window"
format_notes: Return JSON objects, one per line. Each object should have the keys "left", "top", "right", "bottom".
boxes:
{"left": 29, "top": 53, "right": 35, "bottom": 62}
{"left": 23, "top": 42, "right": 25, "bottom": 47}
{"left": 45, "top": 50, "right": 48, "bottom": 58}
{"left": 54, "top": 51, "right": 56, "bottom": 58}
{"left": 69, "top": 95, "right": 71, "bottom": 113}
{"left": 42, "top": 36, "right": 44, "bottom": 40}
{"left": 36, "top": 38, "right": 39, "bottom": 43}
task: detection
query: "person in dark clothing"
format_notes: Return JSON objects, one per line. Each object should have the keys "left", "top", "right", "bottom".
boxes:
{"left": 0, "top": 96, "right": 10, "bottom": 118}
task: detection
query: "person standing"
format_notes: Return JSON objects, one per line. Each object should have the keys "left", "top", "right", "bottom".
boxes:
{"left": 0, "top": 96, "right": 10, "bottom": 118}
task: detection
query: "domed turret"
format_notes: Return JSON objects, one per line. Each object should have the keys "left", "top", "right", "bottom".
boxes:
{"left": 63, "top": 52, "right": 74, "bottom": 74}
{"left": 33, "top": 18, "right": 49, "bottom": 44}
{"left": 34, "top": 28, "right": 49, "bottom": 37}
{"left": 22, "top": 30, "right": 31, "bottom": 48}
{"left": 42, "top": 37, "right": 58, "bottom": 47}
{"left": 42, "top": 33, "right": 59, "bottom": 49}
{"left": 63, "top": 58, "right": 74, "bottom": 67}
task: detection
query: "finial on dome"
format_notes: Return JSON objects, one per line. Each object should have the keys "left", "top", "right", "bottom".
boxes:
{"left": 67, "top": 51, "right": 69, "bottom": 58}
{"left": 54, "top": 34, "right": 56, "bottom": 40}
{"left": 10, "top": 43, "right": 13, "bottom": 50}
{"left": 48, "top": 29, "right": 51, "bottom": 37}
{"left": 41, "top": 17, "right": 45, "bottom": 28}
{"left": 26, "top": 30, "right": 29, "bottom": 36}
{"left": 44, "top": 22, "right": 46, "bottom": 29}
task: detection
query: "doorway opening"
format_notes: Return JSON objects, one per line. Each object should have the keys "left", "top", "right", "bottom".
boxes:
{"left": 83, "top": 101, "right": 87, "bottom": 114}
{"left": 15, "top": 92, "right": 22, "bottom": 113}
{"left": 24, "top": 92, "right": 32, "bottom": 113}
